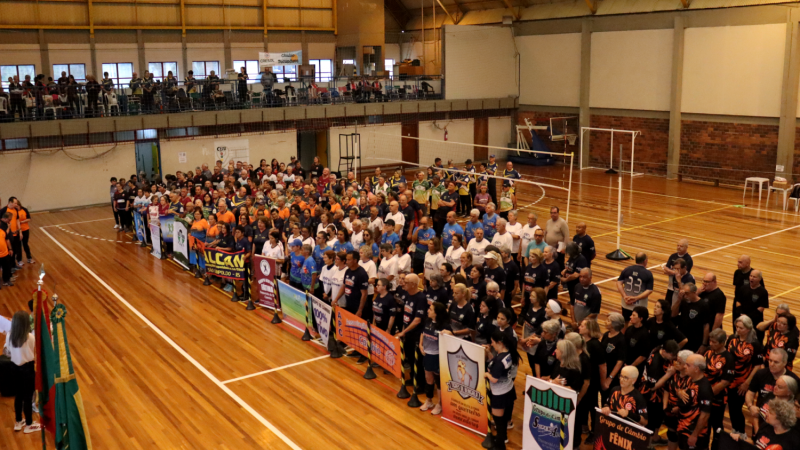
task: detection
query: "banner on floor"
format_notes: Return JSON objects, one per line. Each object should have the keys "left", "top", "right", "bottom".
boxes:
{"left": 438, "top": 333, "right": 488, "bottom": 435}
{"left": 368, "top": 324, "right": 402, "bottom": 379}
{"left": 173, "top": 219, "right": 190, "bottom": 269}
{"left": 334, "top": 306, "right": 370, "bottom": 358}
{"left": 591, "top": 408, "right": 652, "bottom": 450}
{"left": 310, "top": 294, "right": 331, "bottom": 344}
{"left": 160, "top": 217, "right": 174, "bottom": 243}
{"left": 276, "top": 280, "right": 307, "bottom": 332}
{"left": 259, "top": 51, "right": 302, "bottom": 68}
{"left": 523, "top": 376, "right": 578, "bottom": 450}
{"left": 203, "top": 248, "right": 246, "bottom": 280}
{"left": 133, "top": 211, "right": 146, "bottom": 242}
{"left": 253, "top": 255, "right": 278, "bottom": 310}
{"left": 150, "top": 223, "right": 161, "bottom": 259}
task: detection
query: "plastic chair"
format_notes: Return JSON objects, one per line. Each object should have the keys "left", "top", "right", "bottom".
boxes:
{"left": 43, "top": 96, "right": 59, "bottom": 119}
{"left": 106, "top": 93, "right": 120, "bottom": 116}
{"left": 0, "top": 97, "right": 8, "bottom": 120}
{"left": 789, "top": 184, "right": 800, "bottom": 212}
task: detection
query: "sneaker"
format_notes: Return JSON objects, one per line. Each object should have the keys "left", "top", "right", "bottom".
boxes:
{"left": 356, "top": 355, "right": 367, "bottom": 365}
{"left": 27, "top": 259, "right": 34, "bottom": 264}
{"left": 14, "top": 421, "right": 24, "bottom": 431}
{"left": 223, "top": 284, "right": 234, "bottom": 292}
{"left": 345, "top": 351, "right": 360, "bottom": 358}
{"left": 114, "top": 224, "right": 120, "bottom": 229}
{"left": 431, "top": 403, "right": 442, "bottom": 415}
{"left": 420, "top": 400, "right": 433, "bottom": 411}
{"left": 23, "top": 423, "right": 41, "bottom": 434}
{"left": 507, "top": 421, "right": 514, "bottom": 430}
{"left": 17, "top": 261, "right": 24, "bottom": 267}
{"left": 4, "top": 282, "right": 14, "bottom": 287}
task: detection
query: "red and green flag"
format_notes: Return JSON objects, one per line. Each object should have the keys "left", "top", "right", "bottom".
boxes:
{"left": 33, "top": 284, "right": 56, "bottom": 437}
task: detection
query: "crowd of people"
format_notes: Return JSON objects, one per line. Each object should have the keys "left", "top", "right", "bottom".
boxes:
{"left": 104, "top": 154, "right": 798, "bottom": 450}
{"left": 0, "top": 197, "right": 34, "bottom": 288}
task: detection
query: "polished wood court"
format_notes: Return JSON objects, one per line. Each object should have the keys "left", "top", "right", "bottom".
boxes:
{"left": 1, "top": 168, "right": 799, "bottom": 449}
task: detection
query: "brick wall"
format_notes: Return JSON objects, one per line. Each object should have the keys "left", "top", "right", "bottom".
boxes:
{"left": 588, "top": 115, "right": 670, "bottom": 176}
{"left": 680, "top": 120, "right": 778, "bottom": 184}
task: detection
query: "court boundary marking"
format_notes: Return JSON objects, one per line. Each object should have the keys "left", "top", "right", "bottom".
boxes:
{"left": 222, "top": 355, "right": 329, "bottom": 384}
{"left": 39, "top": 227, "right": 303, "bottom": 450}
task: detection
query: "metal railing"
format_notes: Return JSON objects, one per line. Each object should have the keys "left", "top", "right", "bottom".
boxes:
{"left": 0, "top": 75, "right": 444, "bottom": 121}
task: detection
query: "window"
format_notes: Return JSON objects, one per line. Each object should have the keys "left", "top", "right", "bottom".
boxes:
{"left": 233, "top": 60, "right": 260, "bottom": 83}
{"left": 1, "top": 65, "right": 35, "bottom": 88}
{"left": 53, "top": 64, "right": 86, "bottom": 82}
{"left": 148, "top": 62, "right": 178, "bottom": 81}
{"left": 385, "top": 59, "right": 395, "bottom": 70}
{"left": 101, "top": 63, "right": 133, "bottom": 87}
{"left": 343, "top": 59, "right": 355, "bottom": 65}
{"left": 272, "top": 65, "right": 297, "bottom": 82}
{"left": 192, "top": 61, "right": 220, "bottom": 79}
{"left": 309, "top": 59, "right": 333, "bottom": 82}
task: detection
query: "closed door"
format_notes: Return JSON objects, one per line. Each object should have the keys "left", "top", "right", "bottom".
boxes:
{"left": 474, "top": 117, "right": 488, "bottom": 161}
{"left": 401, "top": 121, "right": 418, "bottom": 164}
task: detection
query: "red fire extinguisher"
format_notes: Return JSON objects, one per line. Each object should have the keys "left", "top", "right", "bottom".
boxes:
{"left": 444, "top": 129, "right": 448, "bottom": 141}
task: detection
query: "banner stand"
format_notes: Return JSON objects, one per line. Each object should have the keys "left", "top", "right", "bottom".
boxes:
{"left": 482, "top": 379, "right": 496, "bottom": 449}
{"left": 328, "top": 313, "right": 343, "bottom": 358}
{"left": 396, "top": 339, "right": 410, "bottom": 399}
{"left": 271, "top": 281, "right": 282, "bottom": 324}
{"left": 363, "top": 324, "right": 377, "bottom": 380}
{"left": 245, "top": 297, "right": 256, "bottom": 311}
{"left": 407, "top": 346, "right": 422, "bottom": 407}
{"left": 301, "top": 294, "right": 312, "bottom": 341}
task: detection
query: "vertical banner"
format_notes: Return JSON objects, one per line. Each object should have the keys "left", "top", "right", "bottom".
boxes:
{"left": 591, "top": 408, "right": 653, "bottom": 450}
{"left": 133, "top": 211, "right": 146, "bottom": 242}
{"left": 439, "top": 333, "right": 488, "bottom": 435}
{"left": 173, "top": 219, "right": 190, "bottom": 269}
{"left": 523, "top": 376, "right": 578, "bottom": 450}
{"left": 150, "top": 223, "right": 161, "bottom": 259}
{"left": 309, "top": 294, "right": 331, "bottom": 344}
{"left": 276, "top": 280, "right": 308, "bottom": 332}
{"left": 160, "top": 217, "right": 174, "bottom": 243}
{"left": 253, "top": 255, "right": 278, "bottom": 309}
{"left": 334, "top": 306, "right": 370, "bottom": 358}
{"left": 368, "top": 324, "right": 402, "bottom": 379}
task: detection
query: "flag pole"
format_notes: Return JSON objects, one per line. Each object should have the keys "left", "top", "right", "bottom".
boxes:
{"left": 37, "top": 276, "right": 47, "bottom": 450}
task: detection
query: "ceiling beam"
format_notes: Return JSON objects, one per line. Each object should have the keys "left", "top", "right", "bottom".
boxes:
{"left": 384, "top": 0, "right": 411, "bottom": 29}
{"left": 585, "top": 0, "right": 597, "bottom": 14}
{"left": 500, "top": 0, "right": 519, "bottom": 20}
{"left": 434, "top": 0, "right": 458, "bottom": 25}
{"left": 449, "top": 0, "right": 464, "bottom": 23}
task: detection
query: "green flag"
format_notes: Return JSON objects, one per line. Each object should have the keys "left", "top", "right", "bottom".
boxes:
{"left": 51, "top": 304, "right": 93, "bottom": 450}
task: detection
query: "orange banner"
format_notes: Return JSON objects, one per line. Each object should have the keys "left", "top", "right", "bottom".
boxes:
{"left": 334, "top": 307, "right": 370, "bottom": 358}
{"left": 368, "top": 324, "right": 403, "bottom": 379}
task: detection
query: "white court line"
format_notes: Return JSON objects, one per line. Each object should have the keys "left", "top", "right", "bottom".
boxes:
{"left": 40, "top": 217, "right": 115, "bottom": 228}
{"left": 39, "top": 227, "right": 303, "bottom": 450}
{"left": 222, "top": 355, "right": 329, "bottom": 384}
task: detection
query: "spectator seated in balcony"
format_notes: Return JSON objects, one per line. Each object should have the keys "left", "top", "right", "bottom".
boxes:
{"left": 185, "top": 70, "right": 197, "bottom": 94}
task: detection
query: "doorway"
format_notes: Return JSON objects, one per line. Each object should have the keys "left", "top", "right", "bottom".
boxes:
{"left": 298, "top": 131, "right": 317, "bottom": 172}
{"left": 135, "top": 140, "right": 162, "bottom": 184}
{"left": 401, "top": 121, "right": 418, "bottom": 164}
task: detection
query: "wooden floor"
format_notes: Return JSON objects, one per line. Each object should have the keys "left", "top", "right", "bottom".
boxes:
{"left": 1, "top": 168, "right": 799, "bottom": 449}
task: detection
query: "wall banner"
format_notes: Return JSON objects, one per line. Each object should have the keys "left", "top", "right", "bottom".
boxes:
{"left": 259, "top": 51, "right": 302, "bottom": 68}
{"left": 523, "top": 376, "right": 578, "bottom": 450}
{"left": 214, "top": 138, "right": 250, "bottom": 167}
{"left": 203, "top": 248, "right": 246, "bottom": 280}
{"left": 438, "top": 333, "right": 488, "bottom": 435}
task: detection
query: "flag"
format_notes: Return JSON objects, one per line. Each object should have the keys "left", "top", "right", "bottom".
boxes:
{"left": 33, "top": 281, "right": 56, "bottom": 437}
{"left": 51, "top": 303, "right": 93, "bottom": 450}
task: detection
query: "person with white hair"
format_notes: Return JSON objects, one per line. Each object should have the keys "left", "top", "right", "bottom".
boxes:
{"left": 491, "top": 218, "right": 513, "bottom": 254}
{"left": 677, "top": 355, "right": 714, "bottom": 450}
{"left": 484, "top": 251, "right": 506, "bottom": 299}
{"left": 551, "top": 339, "right": 586, "bottom": 394}
{"left": 600, "top": 313, "right": 627, "bottom": 394}
{"left": 533, "top": 318, "right": 562, "bottom": 381}
{"left": 726, "top": 315, "right": 765, "bottom": 435}
{"left": 747, "top": 348, "right": 800, "bottom": 434}
{"left": 731, "top": 398, "right": 798, "bottom": 449}
{"left": 664, "top": 350, "right": 694, "bottom": 450}
{"left": 505, "top": 210, "right": 523, "bottom": 261}
{"left": 466, "top": 227, "right": 490, "bottom": 266}
{"left": 482, "top": 202, "right": 499, "bottom": 241}
{"left": 602, "top": 365, "right": 648, "bottom": 426}
{"left": 464, "top": 208, "right": 484, "bottom": 243}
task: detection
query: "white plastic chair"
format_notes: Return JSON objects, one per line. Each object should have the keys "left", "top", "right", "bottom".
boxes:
{"left": 789, "top": 184, "right": 800, "bottom": 212}
{"left": 43, "top": 96, "right": 59, "bottom": 119}
{"left": 106, "top": 93, "right": 120, "bottom": 115}
{"left": 0, "top": 97, "right": 8, "bottom": 115}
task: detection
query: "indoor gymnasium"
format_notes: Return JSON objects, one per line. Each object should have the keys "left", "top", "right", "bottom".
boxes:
{"left": 1, "top": 1, "right": 800, "bottom": 450}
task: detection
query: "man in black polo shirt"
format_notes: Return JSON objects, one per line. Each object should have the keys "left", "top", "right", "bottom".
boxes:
{"left": 698, "top": 271, "right": 726, "bottom": 331}
{"left": 572, "top": 222, "right": 595, "bottom": 267}
{"left": 395, "top": 274, "right": 427, "bottom": 393}
{"left": 733, "top": 255, "right": 765, "bottom": 298}
{"left": 572, "top": 268, "right": 601, "bottom": 323}
{"left": 672, "top": 282, "right": 710, "bottom": 353}
{"left": 663, "top": 238, "right": 693, "bottom": 302}
{"left": 745, "top": 348, "right": 800, "bottom": 428}
{"left": 734, "top": 269, "right": 769, "bottom": 343}
{"left": 398, "top": 194, "right": 416, "bottom": 241}
{"left": 335, "top": 250, "right": 371, "bottom": 363}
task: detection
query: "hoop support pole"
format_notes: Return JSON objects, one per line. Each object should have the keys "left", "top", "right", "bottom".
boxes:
{"left": 566, "top": 152, "right": 573, "bottom": 224}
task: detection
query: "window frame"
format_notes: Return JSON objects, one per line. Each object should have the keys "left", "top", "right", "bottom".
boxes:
{"left": 191, "top": 61, "right": 220, "bottom": 80}
{"left": 1, "top": 64, "right": 36, "bottom": 89}
{"left": 309, "top": 59, "right": 333, "bottom": 83}
{"left": 233, "top": 60, "right": 260, "bottom": 83}
{"left": 147, "top": 61, "right": 178, "bottom": 82}
{"left": 271, "top": 65, "right": 297, "bottom": 82}
{"left": 100, "top": 62, "right": 134, "bottom": 87}
{"left": 52, "top": 63, "right": 87, "bottom": 83}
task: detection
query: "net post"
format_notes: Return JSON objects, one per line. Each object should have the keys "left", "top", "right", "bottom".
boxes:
{"left": 610, "top": 129, "right": 614, "bottom": 170}
{"left": 328, "top": 311, "right": 344, "bottom": 358}
{"left": 566, "top": 152, "right": 573, "bottom": 224}
{"left": 606, "top": 176, "right": 631, "bottom": 261}
{"left": 271, "top": 279, "right": 283, "bottom": 324}
{"left": 631, "top": 132, "right": 637, "bottom": 176}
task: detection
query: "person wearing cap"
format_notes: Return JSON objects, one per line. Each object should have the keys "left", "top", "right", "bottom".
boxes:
{"left": 301, "top": 244, "right": 320, "bottom": 295}
{"left": 497, "top": 181, "right": 516, "bottom": 220}
{"left": 435, "top": 181, "right": 458, "bottom": 236}
{"left": 381, "top": 219, "right": 399, "bottom": 247}
{"left": 288, "top": 239, "right": 305, "bottom": 289}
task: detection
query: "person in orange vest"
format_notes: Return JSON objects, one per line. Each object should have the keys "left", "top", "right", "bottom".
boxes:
{"left": 0, "top": 212, "right": 14, "bottom": 286}
{"left": 0, "top": 198, "right": 21, "bottom": 268}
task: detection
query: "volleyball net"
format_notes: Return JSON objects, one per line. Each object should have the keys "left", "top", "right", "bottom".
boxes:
{"left": 354, "top": 129, "right": 575, "bottom": 222}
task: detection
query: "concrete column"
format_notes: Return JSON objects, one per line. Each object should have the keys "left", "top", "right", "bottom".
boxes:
{"left": 776, "top": 9, "right": 800, "bottom": 181}
{"left": 301, "top": 31, "right": 309, "bottom": 64}
{"left": 667, "top": 16, "right": 686, "bottom": 180}
{"left": 137, "top": 30, "right": 146, "bottom": 75}
{"left": 39, "top": 30, "right": 51, "bottom": 79}
{"left": 90, "top": 35, "right": 98, "bottom": 79}
{"left": 223, "top": 30, "right": 233, "bottom": 72}
{"left": 579, "top": 19, "right": 592, "bottom": 169}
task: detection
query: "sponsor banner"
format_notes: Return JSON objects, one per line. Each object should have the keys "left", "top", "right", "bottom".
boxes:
{"left": 523, "top": 376, "right": 578, "bottom": 450}
{"left": 150, "top": 223, "right": 161, "bottom": 259}
{"left": 334, "top": 306, "right": 370, "bottom": 358}
{"left": 173, "top": 219, "right": 190, "bottom": 269}
{"left": 148, "top": 204, "right": 159, "bottom": 223}
{"left": 591, "top": 408, "right": 653, "bottom": 450}
{"left": 439, "top": 333, "right": 488, "bottom": 435}
{"left": 368, "top": 324, "right": 402, "bottom": 379}
{"left": 160, "top": 217, "right": 174, "bottom": 243}
{"left": 133, "top": 211, "right": 146, "bottom": 242}
{"left": 259, "top": 51, "right": 302, "bottom": 68}
{"left": 214, "top": 138, "right": 250, "bottom": 167}
{"left": 276, "top": 280, "right": 307, "bottom": 332}
{"left": 203, "top": 248, "right": 246, "bottom": 280}
{"left": 310, "top": 294, "right": 331, "bottom": 344}
{"left": 253, "top": 255, "right": 278, "bottom": 310}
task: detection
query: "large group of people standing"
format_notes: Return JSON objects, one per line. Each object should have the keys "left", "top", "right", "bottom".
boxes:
{"left": 103, "top": 154, "right": 799, "bottom": 450}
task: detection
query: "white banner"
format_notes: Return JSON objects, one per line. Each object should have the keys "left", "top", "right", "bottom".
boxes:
{"left": 150, "top": 223, "right": 161, "bottom": 259}
{"left": 259, "top": 51, "right": 302, "bottom": 68}
{"left": 523, "top": 376, "right": 578, "bottom": 450}
{"left": 439, "top": 333, "right": 488, "bottom": 435}
{"left": 310, "top": 294, "right": 331, "bottom": 344}
{"left": 173, "top": 220, "right": 190, "bottom": 269}
{"left": 214, "top": 138, "right": 250, "bottom": 167}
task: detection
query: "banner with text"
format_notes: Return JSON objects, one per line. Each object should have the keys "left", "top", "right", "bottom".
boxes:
{"left": 310, "top": 294, "right": 331, "bottom": 344}
{"left": 369, "top": 324, "right": 402, "bottom": 379}
{"left": 591, "top": 408, "right": 652, "bottom": 450}
{"left": 203, "top": 248, "right": 246, "bottom": 280}
{"left": 173, "top": 219, "right": 190, "bottom": 269}
{"left": 134, "top": 211, "right": 146, "bottom": 242}
{"left": 253, "top": 255, "right": 278, "bottom": 310}
{"left": 160, "top": 217, "right": 174, "bottom": 243}
{"left": 214, "top": 138, "right": 250, "bottom": 167}
{"left": 259, "top": 51, "right": 302, "bottom": 68}
{"left": 150, "top": 223, "right": 161, "bottom": 259}
{"left": 276, "top": 280, "right": 307, "bottom": 332}
{"left": 334, "top": 307, "right": 370, "bottom": 358}
{"left": 438, "top": 333, "right": 488, "bottom": 435}
{"left": 523, "top": 376, "right": 578, "bottom": 450}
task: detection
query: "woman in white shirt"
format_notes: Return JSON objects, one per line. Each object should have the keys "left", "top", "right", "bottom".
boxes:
{"left": 327, "top": 252, "right": 348, "bottom": 306}
{"left": 319, "top": 250, "right": 337, "bottom": 303}
{"left": 0, "top": 311, "right": 39, "bottom": 433}
{"left": 358, "top": 246, "right": 378, "bottom": 296}
{"left": 394, "top": 240, "right": 412, "bottom": 275}
{"left": 261, "top": 230, "right": 285, "bottom": 278}
{"left": 444, "top": 234, "right": 465, "bottom": 268}
{"left": 423, "top": 237, "right": 446, "bottom": 283}
{"left": 316, "top": 212, "right": 333, "bottom": 236}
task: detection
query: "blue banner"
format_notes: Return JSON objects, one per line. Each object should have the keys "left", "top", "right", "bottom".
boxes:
{"left": 134, "top": 211, "right": 146, "bottom": 243}
{"left": 160, "top": 217, "right": 174, "bottom": 243}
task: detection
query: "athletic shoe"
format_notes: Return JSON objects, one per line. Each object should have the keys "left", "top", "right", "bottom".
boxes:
{"left": 420, "top": 400, "right": 433, "bottom": 411}
{"left": 370, "top": 362, "right": 380, "bottom": 368}
{"left": 32, "top": 402, "right": 38, "bottom": 414}
{"left": 345, "top": 351, "right": 360, "bottom": 358}
{"left": 356, "top": 355, "right": 367, "bottom": 365}
{"left": 431, "top": 404, "right": 442, "bottom": 415}
{"left": 14, "top": 421, "right": 24, "bottom": 431}
{"left": 223, "top": 284, "right": 234, "bottom": 292}
{"left": 203, "top": 278, "right": 211, "bottom": 286}
{"left": 4, "top": 282, "right": 14, "bottom": 287}
{"left": 114, "top": 224, "right": 119, "bottom": 229}
{"left": 28, "top": 259, "right": 34, "bottom": 264}
{"left": 17, "top": 261, "right": 24, "bottom": 267}
{"left": 23, "top": 423, "right": 41, "bottom": 434}
{"left": 507, "top": 421, "right": 514, "bottom": 430}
